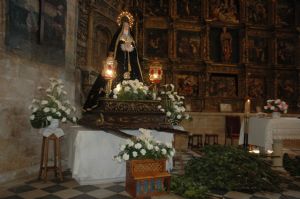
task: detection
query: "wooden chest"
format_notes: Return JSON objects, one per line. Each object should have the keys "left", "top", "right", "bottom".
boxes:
{"left": 125, "top": 159, "right": 171, "bottom": 198}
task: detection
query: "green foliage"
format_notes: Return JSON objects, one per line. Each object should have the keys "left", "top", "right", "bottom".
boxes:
{"left": 30, "top": 109, "right": 51, "bottom": 128}
{"left": 184, "top": 145, "right": 282, "bottom": 193}
{"left": 283, "top": 153, "right": 300, "bottom": 176}
{"left": 171, "top": 175, "right": 209, "bottom": 199}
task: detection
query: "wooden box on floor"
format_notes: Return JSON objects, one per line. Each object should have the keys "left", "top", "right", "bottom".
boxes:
{"left": 125, "top": 159, "right": 171, "bottom": 198}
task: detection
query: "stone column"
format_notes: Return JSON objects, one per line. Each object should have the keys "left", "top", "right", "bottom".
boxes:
{"left": 86, "top": 7, "right": 94, "bottom": 68}
{"left": 0, "top": 0, "right": 5, "bottom": 47}
{"left": 272, "top": 139, "right": 283, "bottom": 167}
{"left": 295, "top": 29, "right": 300, "bottom": 108}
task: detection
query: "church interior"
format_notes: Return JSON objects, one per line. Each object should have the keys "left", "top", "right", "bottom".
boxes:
{"left": 1, "top": 0, "right": 300, "bottom": 199}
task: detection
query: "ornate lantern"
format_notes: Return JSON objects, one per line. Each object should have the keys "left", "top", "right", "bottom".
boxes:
{"left": 149, "top": 60, "right": 163, "bottom": 84}
{"left": 149, "top": 59, "right": 163, "bottom": 99}
{"left": 101, "top": 52, "right": 117, "bottom": 96}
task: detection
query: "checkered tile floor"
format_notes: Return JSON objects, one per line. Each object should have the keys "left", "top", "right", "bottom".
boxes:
{"left": 0, "top": 171, "right": 300, "bottom": 199}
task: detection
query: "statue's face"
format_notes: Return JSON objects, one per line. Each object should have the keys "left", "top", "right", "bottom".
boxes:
{"left": 123, "top": 22, "right": 129, "bottom": 35}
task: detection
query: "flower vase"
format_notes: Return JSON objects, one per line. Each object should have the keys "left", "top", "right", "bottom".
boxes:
{"left": 272, "top": 112, "right": 281, "bottom": 118}
{"left": 172, "top": 125, "right": 184, "bottom": 131}
{"left": 48, "top": 119, "right": 59, "bottom": 129}
{"left": 41, "top": 119, "right": 64, "bottom": 137}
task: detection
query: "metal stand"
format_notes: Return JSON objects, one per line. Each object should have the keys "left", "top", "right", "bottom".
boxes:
{"left": 105, "top": 79, "right": 112, "bottom": 97}
{"left": 243, "top": 113, "right": 249, "bottom": 149}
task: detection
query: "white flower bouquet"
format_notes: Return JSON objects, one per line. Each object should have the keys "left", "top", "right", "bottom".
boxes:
{"left": 158, "top": 84, "right": 191, "bottom": 126}
{"left": 114, "top": 128, "right": 175, "bottom": 162}
{"left": 29, "top": 78, "right": 77, "bottom": 129}
{"left": 112, "top": 79, "right": 151, "bottom": 100}
{"left": 263, "top": 99, "right": 288, "bottom": 114}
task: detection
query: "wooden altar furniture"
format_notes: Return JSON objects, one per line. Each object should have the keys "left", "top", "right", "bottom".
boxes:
{"left": 39, "top": 134, "right": 64, "bottom": 182}
{"left": 225, "top": 116, "right": 241, "bottom": 145}
{"left": 125, "top": 159, "right": 171, "bottom": 198}
{"left": 188, "top": 134, "right": 203, "bottom": 149}
{"left": 204, "top": 134, "right": 219, "bottom": 145}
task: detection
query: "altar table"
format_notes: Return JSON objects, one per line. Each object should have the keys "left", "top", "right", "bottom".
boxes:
{"left": 68, "top": 127, "right": 174, "bottom": 185}
{"left": 239, "top": 117, "right": 300, "bottom": 166}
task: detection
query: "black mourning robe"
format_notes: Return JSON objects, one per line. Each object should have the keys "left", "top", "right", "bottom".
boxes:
{"left": 83, "top": 23, "right": 143, "bottom": 111}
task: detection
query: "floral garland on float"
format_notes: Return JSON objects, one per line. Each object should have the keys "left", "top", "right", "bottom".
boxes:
{"left": 112, "top": 79, "right": 151, "bottom": 101}
{"left": 111, "top": 80, "right": 191, "bottom": 126}
{"left": 157, "top": 84, "right": 191, "bottom": 126}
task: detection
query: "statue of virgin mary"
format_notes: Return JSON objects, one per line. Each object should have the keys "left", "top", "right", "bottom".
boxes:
{"left": 83, "top": 11, "right": 143, "bottom": 111}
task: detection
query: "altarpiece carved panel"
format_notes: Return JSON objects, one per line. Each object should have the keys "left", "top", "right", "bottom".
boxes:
{"left": 209, "top": 73, "right": 238, "bottom": 98}
{"left": 277, "top": 38, "right": 295, "bottom": 65}
{"left": 209, "top": 27, "right": 240, "bottom": 64}
{"left": 145, "top": 28, "right": 168, "bottom": 58}
{"left": 276, "top": 71, "right": 298, "bottom": 110}
{"left": 208, "top": 0, "right": 240, "bottom": 24}
{"left": 176, "top": 0, "right": 201, "bottom": 18}
{"left": 276, "top": 0, "right": 295, "bottom": 27}
{"left": 144, "top": 0, "right": 169, "bottom": 17}
{"left": 248, "top": 36, "right": 269, "bottom": 65}
{"left": 246, "top": 0, "right": 268, "bottom": 25}
{"left": 176, "top": 31, "right": 201, "bottom": 60}
{"left": 174, "top": 73, "right": 199, "bottom": 97}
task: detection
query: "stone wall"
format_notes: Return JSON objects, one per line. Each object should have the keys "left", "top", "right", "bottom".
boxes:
{"left": 0, "top": 1, "right": 78, "bottom": 184}
{"left": 181, "top": 112, "right": 240, "bottom": 146}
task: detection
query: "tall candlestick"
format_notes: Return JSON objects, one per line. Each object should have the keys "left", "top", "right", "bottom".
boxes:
{"left": 245, "top": 99, "right": 251, "bottom": 114}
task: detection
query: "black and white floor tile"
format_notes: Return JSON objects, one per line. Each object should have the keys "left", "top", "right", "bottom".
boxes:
{"left": 0, "top": 172, "right": 299, "bottom": 199}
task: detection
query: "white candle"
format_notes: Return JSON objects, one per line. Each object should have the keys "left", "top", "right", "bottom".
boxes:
{"left": 245, "top": 99, "right": 251, "bottom": 113}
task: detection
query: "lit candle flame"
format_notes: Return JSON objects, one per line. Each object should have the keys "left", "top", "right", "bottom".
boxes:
{"left": 106, "top": 69, "right": 113, "bottom": 77}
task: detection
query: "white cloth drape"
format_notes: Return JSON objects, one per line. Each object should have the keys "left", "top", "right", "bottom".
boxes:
{"left": 239, "top": 117, "right": 300, "bottom": 151}
{"left": 68, "top": 127, "right": 174, "bottom": 185}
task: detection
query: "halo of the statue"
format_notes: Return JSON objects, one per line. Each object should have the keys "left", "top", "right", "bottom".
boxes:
{"left": 117, "top": 11, "right": 134, "bottom": 28}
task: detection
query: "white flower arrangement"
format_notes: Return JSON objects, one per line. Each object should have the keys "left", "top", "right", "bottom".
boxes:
{"left": 112, "top": 79, "right": 151, "bottom": 100}
{"left": 114, "top": 128, "right": 175, "bottom": 162}
{"left": 29, "top": 78, "right": 77, "bottom": 128}
{"left": 263, "top": 99, "right": 288, "bottom": 114}
{"left": 158, "top": 84, "right": 191, "bottom": 126}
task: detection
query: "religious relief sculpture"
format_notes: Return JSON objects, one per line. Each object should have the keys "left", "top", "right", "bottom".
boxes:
{"left": 276, "top": 0, "right": 295, "bottom": 26}
{"left": 209, "top": 74, "right": 238, "bottom": 97}
{"left": 146, "top": 29, "right": 168, "bottom": 58}
{"left": 175, "top": 74, "right": 199, "bottom": 96}
{"left": 177, "top": 31, "right": 201, "bottom": 59}
{"left": 247, "top": 0, "right": 267, "bottom": 25}
{"left": 278, "top": 79, "right": 296, "bottom": 100}
{"left": 83, "top": 11, "right": 143, "bottom": 111}
{"left": 277, "top": 39, "right": 295, "bottom": 65}
{"left": 248, "top": 37, "right": 268, "bottom": 64}
{"left": 220, "top": 27, "right": 232, "bottom": 63}
{"left": 177, "top": 0, "right": 201, "bottom": 18}
{"left": 144, "top": 0, "right": 168, "bottom": 17}
{"left": 209, "top": 0, "right": 239, "bottom": 24}
{"left": 248, "top": 78, "right": 265, "bottom": 99}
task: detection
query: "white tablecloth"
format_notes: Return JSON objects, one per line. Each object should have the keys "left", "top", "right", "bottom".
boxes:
{"left": 239, "top": 117, "right": 300, "bottom": 151}
{"left": 68, "top": 127, "right": 174, "bottom": 185}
